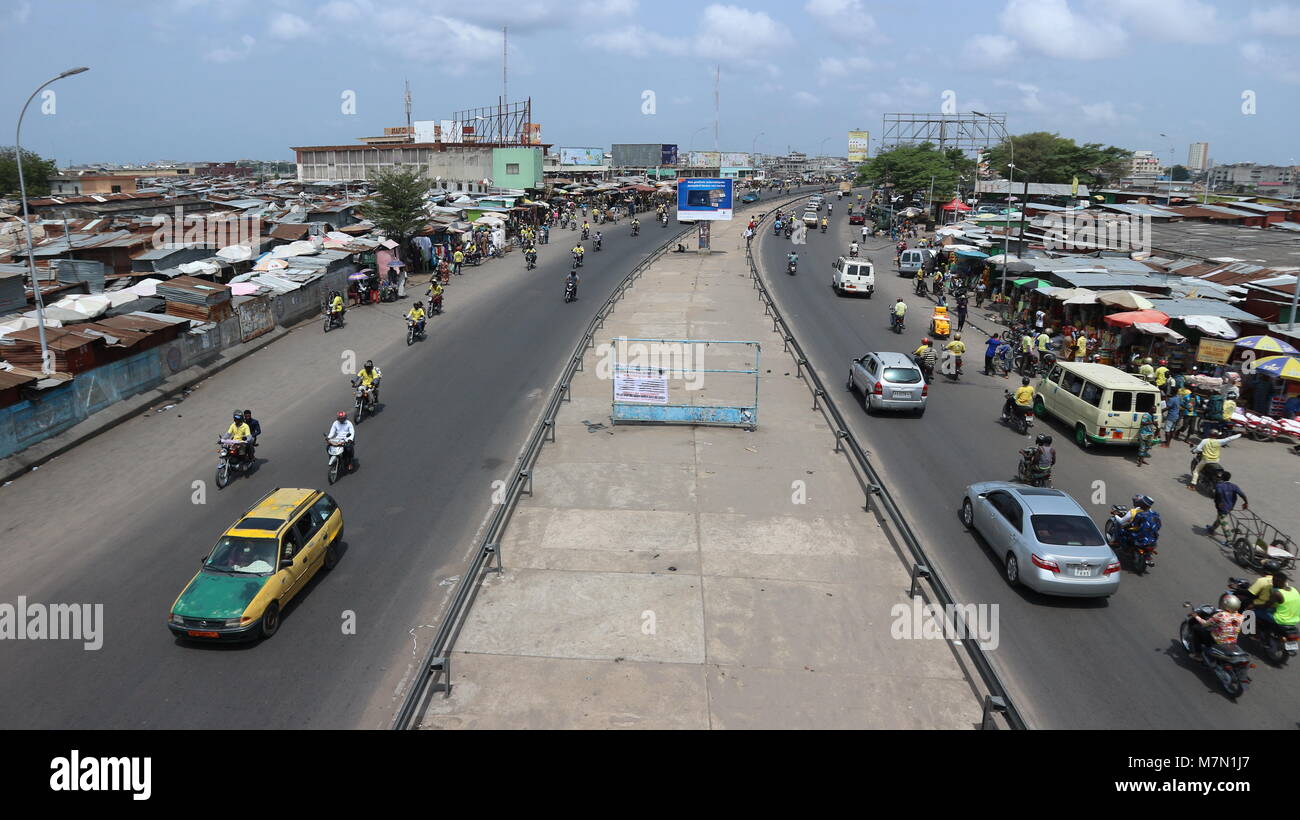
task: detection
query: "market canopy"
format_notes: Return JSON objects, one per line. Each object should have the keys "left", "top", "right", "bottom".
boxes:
{"left": 954, "top": 248, "right": 989, "bottom": 258}
{"left": 1133, "top": 322, "right": 1185, "bottom": 342}
{"left": 1012, "top": 277, "right": 1051, "bottom": 288}
{"left": 1104, "top": 309, "right": 1170, "bottom": 327}
{"left": 942, "top": 197, "right": 972, "bottom": 212}
{"left": 1097, "top": 290, "right": 1155, "bottom": 310}
{"left": 1252, "top": 355, "right": 1300, "bottom": 380}
{"left": 1234, "top": 335, "right": 1299, "bottom": 355}
{"left": 1182, "top": 315, "right": 1237, "bottom": 339}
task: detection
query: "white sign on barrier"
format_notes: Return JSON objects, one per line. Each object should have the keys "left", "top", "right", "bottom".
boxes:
{"left": 614, "top": 373, "right": 669, "bottom": 404}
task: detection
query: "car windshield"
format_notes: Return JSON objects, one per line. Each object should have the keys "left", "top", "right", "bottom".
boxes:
{"left": 205, "top": 536, "right": 278, "bottom": 574}
{"left": 1030, "top": 514, "right": 1105, "bottom": 546}
{"left": 883, "top": 367, "right": 921, "bottom": 383}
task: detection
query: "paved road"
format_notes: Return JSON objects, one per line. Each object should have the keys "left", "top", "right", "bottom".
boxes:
{"left": 758, "top": 196, "right": 1296, "bottom": 729}
{"left": 0, "top": 207, "right": 708, "bottom": 729}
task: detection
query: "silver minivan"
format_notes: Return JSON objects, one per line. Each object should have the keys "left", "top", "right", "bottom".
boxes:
{"left": 847, "top": 351, "right": 927, "bottom": 415}
{"left": 898, "top": 248, "right": 935, "bottom": 277}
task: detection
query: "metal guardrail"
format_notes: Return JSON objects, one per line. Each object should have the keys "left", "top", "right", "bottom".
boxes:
{"left": 745, "top": 194, "right": 1029, "bottom": 731}
{"left": 390, "top": 190, "right": 814, "bottom": 729}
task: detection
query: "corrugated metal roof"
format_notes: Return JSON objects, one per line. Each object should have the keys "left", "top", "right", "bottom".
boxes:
{"left": 1197, "top": 204, "right": 1258, "bottom": 217}
{"left": 1147, "top": 298, "right": 1258, "bottom": 321}
{"left": 1048, "top": 271, "right": 1174, "bottom": 288}
{"left": 1230, "top": 202, "right": 1291, "bottom": 213}
{"left": 1097, "top": 203, "right": 1181, "bottom": 217}
{"left": 976, "top": 180, "right": 1092, "bottom": 197}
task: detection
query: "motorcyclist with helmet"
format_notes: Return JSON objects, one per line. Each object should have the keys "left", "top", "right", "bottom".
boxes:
{"left": 1188, "top": 594, "right": 1245, "bottom": 661}
{"left": 1028, "top": 434, "right": 1055, "bottom": 482}
{"left": 326, "top": 410, "right": 356, "bottom": 471}
{"left": 354, "top": 360, "right": 382, "bottom": 407}
{"left": 405, "top": 301, "right": 426, "bottom": 338}
{"left": 224, "top": 410, "right": 253, "bottom": 467}
{"left": 1004, "top": 377, "right": 1035, "bottom": 422}
{"left": 913, "top": 337, "right": 937, "bottom": 383}
{"left": 1111, "top": 494, "right": 1162, "bottom": 567}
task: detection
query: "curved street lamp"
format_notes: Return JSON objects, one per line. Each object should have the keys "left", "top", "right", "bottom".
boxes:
{"left": 973, "top": 111, "right": 1016, "bottom": 294}
{"left": 17, "top": 66, "right": 89, "bottom": 375}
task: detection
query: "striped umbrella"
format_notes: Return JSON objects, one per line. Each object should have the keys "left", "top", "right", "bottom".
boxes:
{"left": 1234, "top": 335, "right": 1299, "bottom": 355}
{"left": 1251, "top": 355, "right": 1300, "bottom": 381}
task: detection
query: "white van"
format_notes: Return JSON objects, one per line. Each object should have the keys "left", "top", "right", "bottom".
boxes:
{"left": 1035, "top": 362, "right": 1163, "bottom": 448}
{"left": 832, "top": 256, "right": 875, "bottom": 297}
{"left": 898, "top": 248, "right": 935, "bottom": 277}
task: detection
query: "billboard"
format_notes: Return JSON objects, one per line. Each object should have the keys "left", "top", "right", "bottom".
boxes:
{"left": 661, "top": 144, "right": 678, "bottom": 166}
{"left": 677, "top": 178, "right": 733, "bottom": 221}
{"left": 720, "top": 152, "right": 752, "bottom": 168}
{"left": 688, "top": 151, "right": 721, "bottom": 168}
{"left": 847, "top": 130, "right": 870, "bottom": 163}
{"left": 559, "top": 147, "right": 605, "bottom": 166}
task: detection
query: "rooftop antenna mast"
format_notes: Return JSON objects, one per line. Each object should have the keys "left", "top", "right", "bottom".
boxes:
{"left": 500, "top": 26, "right": 507, "bottom": 145}
{"left": 404, "top": 79, "right": 413, "bottom": 142}
{"left": 713, "top": 65, "right": 720, "bottom": 152}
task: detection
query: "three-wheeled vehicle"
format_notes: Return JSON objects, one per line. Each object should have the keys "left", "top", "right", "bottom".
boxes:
{"left": 929, "top": 305, "right": 951, "bottom": 338}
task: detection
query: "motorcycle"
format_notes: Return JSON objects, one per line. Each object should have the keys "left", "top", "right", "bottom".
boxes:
{"left": 525, "top": 253, "right": 537, "bottom": 270}
{"left": 1190, "top": 452, "right": 1226, "bottom": 495}
{"left": 323, "top": 305, "right": 345, "bottom": 333}
{"left": 572, "top": 253, "right": 584, "bottom": 268}
{"left": 430, "top": 293, "right": 443, "bottom": 315}
{"left": 941, "top": 350, "right": 962, "bottom": 381}
{"left": 1002, "top": 391, "right": 1035, "bottom": 434}
{"left": 564, "top": 280, "right": 578, "bottom": 303}
{"left": 1015, "top": 446, "right": 1052, "bottom": 487}
{"left": 594, "top": 239, "right": 602, "bottom": 252}
{"left": 787, "top": 260, "right": 797, "bottom": 276}
{"left": 1106, "top": 505, "right": 1156, "bottom": 573}
{"left": 783, "top": 225, "right": 793, "bottom": 238}
{"left": 890, "top": 312, "right": 904, "bottom": 334}
{"left": 913, "top": 278, "right": 927, "bottom": 297}
{"left": 848, "top": 247, "right": 858, "bottom": 258}
{"left": 819, "top": 223, "right": 827, "bottom": 234}
{"left": 324, "top": 435, "right": 351, "bottom": 485}
{"left": 215, "top": 436, "right": 252, "bottom": 489}
{"left": 379, "top": 281, "right": 398, "bottom": 302}
{"left": 406, "top": 318, "right": 426, "bottom": 346}
{"left": 1179, "top": 604, "right": 1254, "bottom": 699}
{"left": 632, "top": 225, "right": 640, "bottom": 237}
{"left": 353, "top": 381, "right": 376, "bottom": 423}
{"left": 1222, "top": 578, "right": 1300, "bottom": 665}
{"left": 582, "top": 228, "right": 590, "bottom": 240}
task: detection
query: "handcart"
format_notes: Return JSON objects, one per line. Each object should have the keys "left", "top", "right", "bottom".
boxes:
{"left": 1222, "top": 508, "right": 1297, "bottom": 573}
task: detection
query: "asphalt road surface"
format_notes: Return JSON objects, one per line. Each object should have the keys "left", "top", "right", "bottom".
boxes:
{"left": 0, "top": 201, "right": 730, "bottom": 729}
{"left": 758, "top": 195, "right": 1294, "bottom": 729}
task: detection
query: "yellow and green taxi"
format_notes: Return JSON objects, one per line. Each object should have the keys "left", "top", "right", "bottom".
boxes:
{"left": 168, "top": 488, "right": 343, "bottom": 642}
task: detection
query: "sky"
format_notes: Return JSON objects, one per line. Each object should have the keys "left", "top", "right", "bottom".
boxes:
{"left": 3, "top": 0, "right": 1299, "bottom": 168}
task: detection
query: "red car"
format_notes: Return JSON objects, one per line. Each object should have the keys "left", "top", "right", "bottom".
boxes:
{"left": 848, "top": 210, "right": 865, "bottom": 225}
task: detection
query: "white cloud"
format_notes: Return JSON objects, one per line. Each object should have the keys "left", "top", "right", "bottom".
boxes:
{"left": 1091, "top": 0, "right": 1221, "bottom": 44}
{"left": 804, "top": 0, "right": 879, "bottom": 42}
{"left": 792, "top": 91, "right": 820, "bottom": 107}
{"left": 269, "top": 12, "right": 310, "bottom": 40}
{"left": 205, "top": 34, "right": 256, "bottom": 63}
{"left": 1016, "top": 82, "right": 1044, "bottom": 112}
{"left": 578, "top": 0, "right": 637, "bottom": 16}
{"left": 817, "top": 56, "right": 872, "bottom": 80}
{"left": 8, "top": 0, "right": 31, "bottom": 24}
{"left": 1247, "top": 4, "right": 1300, "bottom": 36}
{"left": 694, "top": 4, "right": 792, "bottom": 57}
{"left": 1081, "top": 101, "right": 1118, "bottom": 124}
{"left": 1241, "top": 41, "right": 1300, "bottom": 83}
{"left": 1000, "top": 0, "right": 1127, "bottom": 59}
{"left": 963, "top": 34, "right": 1017, "bottom": 67}
{"left": 586, "top": 25, "right": 688, "bottom": 57}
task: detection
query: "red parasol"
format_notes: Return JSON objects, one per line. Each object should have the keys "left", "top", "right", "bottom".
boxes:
{"left": 941, "top": 197, "right": 972, "bottom": 212}
{"left": 1103, "top": 309, "right": 1170, "bottom": 327}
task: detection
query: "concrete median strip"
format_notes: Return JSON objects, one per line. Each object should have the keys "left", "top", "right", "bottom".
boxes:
{"left": 421, "top": 214, "right": 984, "bottom": 729}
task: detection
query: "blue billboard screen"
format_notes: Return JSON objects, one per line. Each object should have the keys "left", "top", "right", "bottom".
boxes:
{"left": 676, "top": 178, "right": 733, "bottom": 221}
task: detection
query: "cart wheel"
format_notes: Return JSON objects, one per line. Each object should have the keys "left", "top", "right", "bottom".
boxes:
{"left": 1232, "top": 537, "right": 1253, "bottom": 568}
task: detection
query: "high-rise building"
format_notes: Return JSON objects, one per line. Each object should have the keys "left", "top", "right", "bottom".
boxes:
{"left": 1187, "top": 142, "right": 1209, "bottom": 172}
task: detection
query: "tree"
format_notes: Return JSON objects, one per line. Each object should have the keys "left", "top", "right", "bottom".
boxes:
{"left": 358, "top": 165, "right": 431, "bottom": 247}
{"left": 855, "top": 142, "right": 974, "bottom": 200}
{"left": 0, "top": 146, "right": 58, "bottom": 197}
{"left": 1170, "top": 164, "right": 1190, "bottom": 181}
{"left": 983, "top": 132, "right": 1131, "bottom": 189}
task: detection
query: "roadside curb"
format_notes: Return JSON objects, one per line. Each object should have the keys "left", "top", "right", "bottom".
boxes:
{"left": 0, "top": 324, "right": 293, "bottom": 485}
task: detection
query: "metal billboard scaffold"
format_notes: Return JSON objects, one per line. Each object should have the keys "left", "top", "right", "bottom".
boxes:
{"left": 610, "top": 338, "right": 759, "bottom": 430}
{"left": 880, "top": 113, "right": 1007, "bottom": 153}
{"left": 452, "top": 98, "right": 533, "bottom": 145}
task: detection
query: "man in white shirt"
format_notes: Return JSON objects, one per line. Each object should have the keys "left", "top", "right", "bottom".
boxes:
{"left": 327, "top": 411, "right": 357, "bottom": 471}
{"left": 1034, "top": 309, "right": 1046, "bottom": 330}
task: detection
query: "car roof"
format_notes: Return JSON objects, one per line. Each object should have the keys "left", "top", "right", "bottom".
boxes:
{"left": 838, "top": 256, "right": 873, "bottom": 265}
{"left": 871, "top": 351, "right": 917, "bottom": 368}
{"left": 227, "top": 488, "right": 320, "bottom": 536}
{"left": 975, "top": 482, "right": 1088, "bottom": 515}
{"left": 1054, "top": 362, "right": 1160, "bottom": 390}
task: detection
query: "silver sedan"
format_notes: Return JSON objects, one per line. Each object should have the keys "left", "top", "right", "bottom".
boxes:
{"left": 960, "top": 482, "right": 1120, "bottom": 598}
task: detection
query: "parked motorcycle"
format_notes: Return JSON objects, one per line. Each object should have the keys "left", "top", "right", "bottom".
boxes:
{"left": 379, "top": 281, "right": 398, "bottom": 302}
{"left": 324, "top": 434, "right": 351, "bottom": 485}
{"left": 1106, "top": 505, "right": 1156, "bottom": 573}
{"left": 1002, "top": 391, "right": 1035, "bottom": 435}
{"left": 1222, "top": 578, "right": 1300, "bottom": 665}
{"left": 215, "top": 436, "right": 252, "bottom": 489}
{"left": 1179, "top": 604, "right": 1254, "bottom": 699}
{"left": 1015, "top": 446, "right": 1052, "bottom": 487}
{"left": 323, "top": 305, "right": 345, "bottom": 333}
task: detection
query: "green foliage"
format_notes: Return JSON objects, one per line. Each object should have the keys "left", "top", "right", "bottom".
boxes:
{"left": 0, "top": 146, "right": 58, "bottom": 197}
{"left": 983, "top": 132, "right": 1132, "bottom": 188}
{"left": 1170, "top": 164, "right": 1190, "bottom": 181}
{"left": 855, "top": 142, "right": 975, "bottom": 199}
{"left": 358, "top": 165, "right": 431, "bottom": 245}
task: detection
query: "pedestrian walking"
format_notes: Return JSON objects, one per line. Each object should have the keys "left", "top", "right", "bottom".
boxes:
{"left": 1204, "top": 472, "right": 1247, "bottom": 538}
{"left": 1175, "top": 388, "right": 1200, "bottom": 442}
{"left": 1136, "top": 412, "right": 1158, "bottom": 465}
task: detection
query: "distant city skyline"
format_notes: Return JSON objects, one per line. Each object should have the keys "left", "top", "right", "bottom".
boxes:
{"left": 4, "top": 0, "right": 1299, "bottom": 167}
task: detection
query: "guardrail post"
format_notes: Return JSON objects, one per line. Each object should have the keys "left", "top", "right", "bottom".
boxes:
{"left": 812, "top": 387, "right": 825, "bottom": 412}
{"left": 865, "top": 482, "right": 881, "bottom": 513}
{"left": 486, "top": 541, "right": 501, "bottom": 573}
{"left": 980, "top": 695, "right": 1008, "bottom": 730}
{"left": 543, "top": 419, "right": 555, "bottom": 443}
{"left": 429, "top": 656, "right": 451, "bottom": 698}
{"left": 795, "top": 356, "right": 807, "bottom": 379}
{"left": 909, "top": 563, "right": 932, "bottom": 598}
{"left": 834, "top": 429, "right": 849, "bottom": 454}
{"left": 520, "top": 469, "right": 532, "bottom": 497}
{"left": 561, "top": 381, "right": 571, "bottom": 402}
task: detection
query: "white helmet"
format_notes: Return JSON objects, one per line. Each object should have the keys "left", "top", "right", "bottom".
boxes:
{"left": 1221, "top": 594, "right": 1242, "bottom": 613}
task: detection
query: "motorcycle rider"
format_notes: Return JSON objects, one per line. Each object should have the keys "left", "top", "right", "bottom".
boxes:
{"left": 891, "top": 298, "right": 907, "bottom": 331}
{"left": 631, "top": 218, "right": 640, "bottom": 236}
{"left": 1188, "top": 594, "right": 1244, "bottom": 662}
{"left": 1243, "top": 560, "right": 1285, "bottom": 611}
{"left": 944, "top": 332, "right": 966, "bottom": 375}
{"left": 787, "top": 251, "right": 798, "bottom": 272}
{"left": 225, "top": 410, "right": 253, "bottom": 467}
{"left": 241, "top": 409, "right": 261, "bottom": 459}
{"left": 594, "top": 231, "right": 603, "bottom": 251}
{"left": 355, "top": 360, "right": 382, "bottom": 407}
{"left": 913, "top": 337, "right": 937, "bottom": 383}
{"left": 327, "top": 410, "right": 357, "bottom": 471}
{"left": 820, "top": 216, "right": 828, "bottom": 233}
{"left": 1004, "top": 376, "right": 1035, "bottom": 423}
{"left": 1255, "top": 570, "right": 1300, "bottom": 636}
{"left": 848, "top": 241, "right": 859, "bottom": 257}
{"left": 581, "top": 221, "right": 590, "bottom": 239}
{"left": 328, "top": 290, "right": 345, "bottom": 325}
{"left": 524, "top": 243, "right": 538, "bottom": 269}
{"left": 1189, "top": 430, "right": 1241, "bottom": 489}
{"left": 1112, "top": 494, "right": 1161, "bottom": 566}
{"left": 1027, "top": 434, "right": 1056, "bottom": 482}
{"left": 405, "top": 301, "right": 426, "bottom": 337}
{"left": 564, "top": 268, "right": 579, "bottom": 300}
{"left": 571, "top": 243, "right": 585, "bottom": 267}
{"left": 427, "top": 279, "right": 444, "bottom": 313}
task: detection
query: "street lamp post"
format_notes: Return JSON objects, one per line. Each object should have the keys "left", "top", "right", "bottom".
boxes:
{"left": 16, "top": 66, "right": 89, "bottom": 376}
{"left": 973, "top": 111, "right": 1015, "bottom": 299}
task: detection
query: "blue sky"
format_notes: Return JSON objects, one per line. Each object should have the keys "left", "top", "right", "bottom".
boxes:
{"left": 3, "top": 0, "right": 1299, "bottom": 167}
